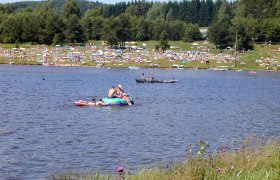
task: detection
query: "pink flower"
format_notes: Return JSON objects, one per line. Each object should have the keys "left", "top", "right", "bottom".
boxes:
{"left": 117, "top": 166, "right": 124, "bottom": 173}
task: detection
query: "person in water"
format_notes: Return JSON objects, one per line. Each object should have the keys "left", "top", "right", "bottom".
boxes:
{"left": 90, "top": 97, "right": 108, "bottom": 106}
{"left": 92, "top": 98, "right": 96, "bottom": 103}
{"left": 108, "top": 86, "right": 117, "bottom": 98}
{"left": 95, "top": 98, "right": 104, "bottom": 106}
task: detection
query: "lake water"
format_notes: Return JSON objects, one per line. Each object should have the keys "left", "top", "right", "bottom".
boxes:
{"left": 0, "top": 65, "right": 279, "bottom": 179}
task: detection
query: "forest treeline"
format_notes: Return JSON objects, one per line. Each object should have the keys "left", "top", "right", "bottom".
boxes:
{"left": 0, "top": 0, "right": 279, "bottom": 50}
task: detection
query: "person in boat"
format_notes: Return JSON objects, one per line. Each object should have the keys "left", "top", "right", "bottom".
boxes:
{"left": 116, "top": 84, "right": 124, "bottom": 97}
{"left": 108, "top": 86, "right": 117, "bottom": 98}
{"left": 149, "top": 74, "right": 155, "bottom": 81}
{"left": 116, "top": 84, "right": 134, "bottom": 105}
{"left": 141, "top": 73, "right": 146, "bottom": 81}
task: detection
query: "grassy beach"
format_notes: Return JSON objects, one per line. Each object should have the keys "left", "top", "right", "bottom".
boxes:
{"left": 1, "top": 41, "right": 279, "bottom": 71}
{"left": 51, "top": 137, "right": 280, "bottom": 180}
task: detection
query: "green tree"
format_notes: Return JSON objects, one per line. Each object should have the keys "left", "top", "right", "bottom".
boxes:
{"left": 62, "top": 0, "right": 81, "bottom": 19}
{"left": 183, "top": 23, "right": 202, "bottom": 42}
{"left": 276, "top": 0, "right": 280, "bottom": 17}
{"left": 146, "top": 3, "right": 166, "bottom": 20}
{"left": 101, "top": 18, "right": 118, "bottom": 48}
{"left": 231, "top": 17, "right": 257, "bottom": 50}
{"left": 35, "top": 2, "right": 62, "bottom": 44}
{"left": 21, "top": 11, "right": 38, "bottom": 43}
{"left": 62, "top": 0, "right": 84, "bottom": 43}
{"left": 188, "top": 0, "right": 201, "bottom": 24}
{"left": 166, "top": 8, "right": 174, "bottom": 22}
{"left": 115, "top": 13, "right": 132, "bottom": 48}
{"left": 261, "top": 18, "right": 280, "bottom": 42}
{"left": 159, "top": 30, "right": 170, "bottom": 52}
{"left": 1, "top": 14, "right": 22, "bottom": 43}
{"left": 136, "top": 17, "right": 150, "bottom": 41}
{"left": 125, "top": 5, "right": 139, "bottom": 17}
{"left": 82, "top": 10, "right": 104, "bottom": 41}
{"left": 167, "top": 20, "right": 186, "bottom": 40}
{"left": 150, "top": 18, "right": 165, "bottom": 40}
{"left": 208, "top": 0, "right": 232, "bottom": 48}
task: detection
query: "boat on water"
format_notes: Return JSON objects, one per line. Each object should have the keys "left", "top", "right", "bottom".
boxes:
{"left": 128, "top": 66, "right": 140, "bottom": 69}
{"left": 136, "top": 79, "right": 177, "bottom": 83}
{"left": 208, "top": 68, "right": 226, "bottom": 71}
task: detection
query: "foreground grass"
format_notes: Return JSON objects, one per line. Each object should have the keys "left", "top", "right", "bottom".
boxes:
{"left": 51, "top": 138, "right": 280, "bottom": 180}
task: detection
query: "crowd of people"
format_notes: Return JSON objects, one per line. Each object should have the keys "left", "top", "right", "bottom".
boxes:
{"left": 0, "top": 42, "right": 221, "bottom": 68}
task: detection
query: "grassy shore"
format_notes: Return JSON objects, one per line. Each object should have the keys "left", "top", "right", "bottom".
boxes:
{"left": 51, "top": 138, "right": 280, "bottom": 180}
{"left": 0, "top": 41, "right": 279, "bottom": 71}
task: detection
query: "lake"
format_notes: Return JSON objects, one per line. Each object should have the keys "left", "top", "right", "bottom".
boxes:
{"left": 0, "top": 65, "right": 279, "bottom": 179}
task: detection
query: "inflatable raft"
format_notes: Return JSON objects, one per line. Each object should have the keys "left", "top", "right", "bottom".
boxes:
{"left": 102, "top": 97, "right": 133, "bottom": 106}
{"left": 74, "top": 100, "right": 95, "bottom": 106}
{"left": 75, "top": 98, "right": 133, "bottom": 107}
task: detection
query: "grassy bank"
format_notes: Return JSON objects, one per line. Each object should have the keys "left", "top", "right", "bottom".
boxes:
{"left": 1, "top": 41, "right": 279, "bottom": 71}
{"left": 51, "top": 138, "right": 280, "bottom": 180}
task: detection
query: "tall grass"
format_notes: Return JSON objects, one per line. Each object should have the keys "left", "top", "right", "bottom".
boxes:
{"left": 121, "top": 137, "right": 279, "bottom": 180}
{"left": 50, "top": 137, "right": 279, "bottom": 180}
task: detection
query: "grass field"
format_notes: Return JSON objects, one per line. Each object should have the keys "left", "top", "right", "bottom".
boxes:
{"left": 0, "top": 41, "right": 279, "bottom": 71}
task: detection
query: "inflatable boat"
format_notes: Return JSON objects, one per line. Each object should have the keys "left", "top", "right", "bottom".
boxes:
{"left": 74, "top": 100, "right": 95, "bottom": 106}
{"left": 102, "top": 97, "right": 133, "bottom": 106}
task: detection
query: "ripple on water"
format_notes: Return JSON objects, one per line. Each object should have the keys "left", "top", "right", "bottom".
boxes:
{"left": 0, "top": 67, "right": 279, "bottom": 179}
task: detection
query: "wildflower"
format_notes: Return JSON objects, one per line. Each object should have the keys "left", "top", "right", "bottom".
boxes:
{"left": 220, "top": 147, "right": 226, "bottom": 153}
{"left": 117, "top": 166, "right": 124, "bottom": 174}
{"left": 217, "top": 168, "right": 222, "bottom": 173}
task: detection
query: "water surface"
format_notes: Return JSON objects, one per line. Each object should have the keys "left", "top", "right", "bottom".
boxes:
{"left": 0, "top": 65, "right": 279, "bottom": 179}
